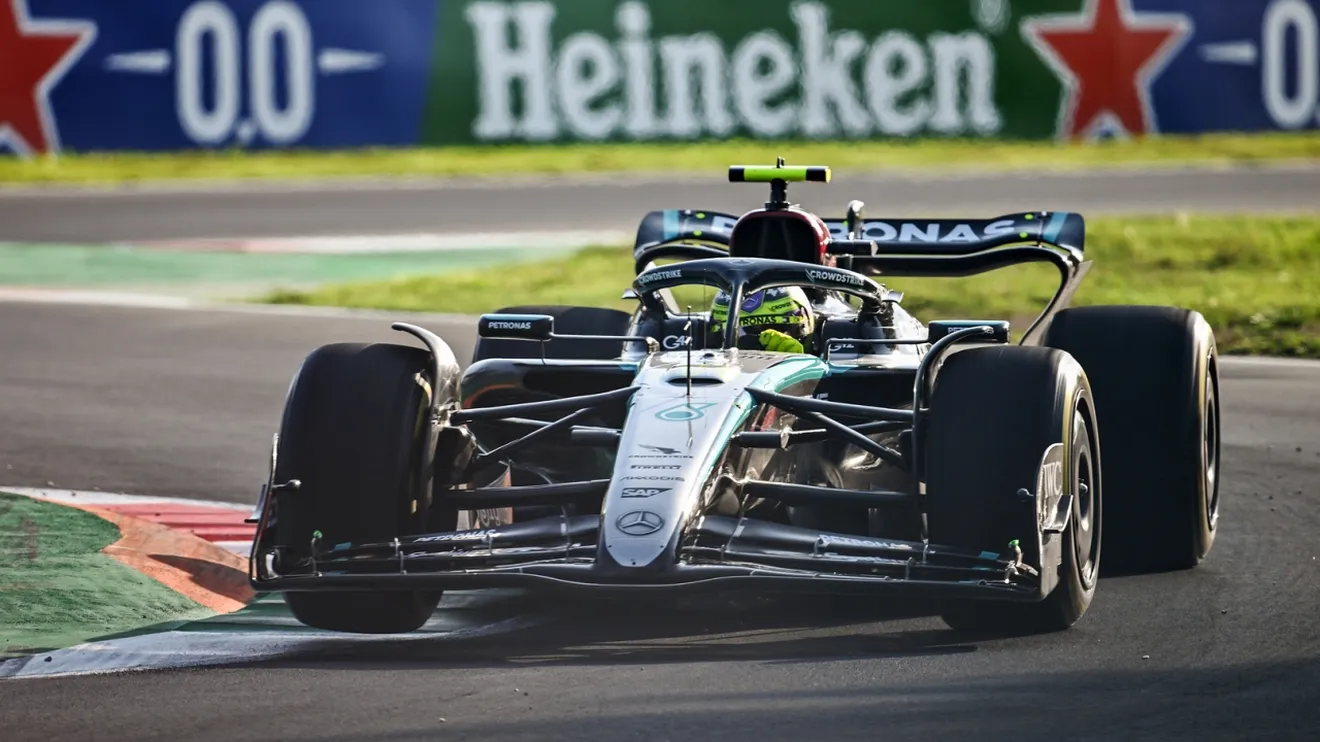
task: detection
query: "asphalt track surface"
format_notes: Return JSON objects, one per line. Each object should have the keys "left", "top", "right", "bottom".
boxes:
{"left": 2, "top": 164, "right": 1319, "bottom": 243}
{"left": 2, "top": 300, "right": 1319, "bottom": 741}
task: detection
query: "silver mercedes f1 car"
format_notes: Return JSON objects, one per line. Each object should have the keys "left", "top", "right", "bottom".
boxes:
{"left": 246, "top": 162, "right": 1222, "bottom": 636}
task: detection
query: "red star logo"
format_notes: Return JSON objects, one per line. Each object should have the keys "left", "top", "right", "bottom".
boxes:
{"left": 0, "top": 0, "right": 95, "bottom": 155}
{"left": 1021, "top": 0, "right": 1191, "bottom": 140}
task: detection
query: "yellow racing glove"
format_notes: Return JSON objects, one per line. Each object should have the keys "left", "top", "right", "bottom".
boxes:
{"left": 759, "top": 328, "right": 804, "bottom": 353}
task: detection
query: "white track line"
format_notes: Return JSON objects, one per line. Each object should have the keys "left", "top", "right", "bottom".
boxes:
{"left": 0, "top": 288, "right": 478, "bottom": 324}
{"left": 0, "top": 288, "right": 197, "bottom": 307}
{"left": 1, "top": 159, "right": 1317, "bottom": 197}
{"left": 1217, "top": 355, "right": 1320, "bottom": 369}
{"left": 1, "top": 486, "right": 252, "bottom": 511}
{"left": 123, "top": 229, "right": 627, "bottom": 254}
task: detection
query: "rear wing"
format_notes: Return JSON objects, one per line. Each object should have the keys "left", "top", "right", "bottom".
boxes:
{"left": 633, "top": 209, "right": 1086, "bottom": 262}
{"left": 633, "top": 208, "right": 1090, "bottom": 345}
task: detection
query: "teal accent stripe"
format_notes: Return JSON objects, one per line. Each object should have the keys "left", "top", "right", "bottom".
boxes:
{"left": 698, "top": 356, "right": 828, "bottom": 488}
{"left": 1043, "top": 212, "right": 1069, "bottom": 244}
{"left": 663, "top": 210, "right": 680, "bottom": 240}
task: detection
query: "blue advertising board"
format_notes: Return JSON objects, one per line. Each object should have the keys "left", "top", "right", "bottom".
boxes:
{"left": 4, "top": 0, "right": 438, "bottom": 154}
{"left": 1143, "top": 0, "right": 1320, "bottom": 133}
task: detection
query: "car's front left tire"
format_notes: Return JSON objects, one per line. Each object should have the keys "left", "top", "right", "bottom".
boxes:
{"left": 925, "top": 346, "right": 1102, "bottom": 635}
{"left": 272, "top": 342, "right": 445, "bottom": 633}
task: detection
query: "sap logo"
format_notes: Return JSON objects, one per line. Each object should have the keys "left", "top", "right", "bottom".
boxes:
{"left": 488, "top": 321, "right": 532, "bottom": 330}
{"left": 638, "top": 268, "right": 682, "bottom": 284}
{"left": 829, "top": 220, "right": 1020, "bottom": 243}
{"left": 805, "top": 268, "right": 864, "bottom": 286}
{"left": 621, "top": 486, "right": 671, "bottom": 498}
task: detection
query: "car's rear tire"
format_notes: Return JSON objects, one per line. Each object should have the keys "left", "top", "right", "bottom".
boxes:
{"left": 1043, "top": 305, "right": 1220, "bottom": 574}
{"left": 272, "top": 342, "right": 444, "bottom": 633}
{"left": 925, "top": 346, "right": 1102, "bottom": 634}
{"left": 472, "top": 305, "right": 632, "bottom": 362}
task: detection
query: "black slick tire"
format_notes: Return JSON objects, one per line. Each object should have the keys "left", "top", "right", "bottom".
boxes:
{"left": 273, "top": 342, "right": 442, "bottom": 634}
{"left": 925, "top": 346, "right": 1102, "bottom": 635}
{"left": 1043, "top": 305, "right": 1220, "bottom": 574}
{"left": 472, "top": 305, "right": 632, "bottom": 362}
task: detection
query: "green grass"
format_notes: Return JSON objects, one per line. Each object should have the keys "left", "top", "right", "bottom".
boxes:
{"left": 4, "top": 132, "right": 1320, "bottom": 185}
{"left": 263, "top": 214, "right": 1320, "bottom": 358}
{"left": 0, "top": 493, "right": 212, "bottom": 658}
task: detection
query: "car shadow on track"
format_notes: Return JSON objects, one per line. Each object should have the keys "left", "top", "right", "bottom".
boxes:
{"left": 251, "top": 591, "right": 984, "bottom": 671}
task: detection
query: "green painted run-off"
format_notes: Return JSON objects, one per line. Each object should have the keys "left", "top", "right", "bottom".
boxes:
{"left": 0, "top": 493, "right": 212, "bottom": 659}
{"left": 0, "top": 243, "right": 566, "bottom": 294}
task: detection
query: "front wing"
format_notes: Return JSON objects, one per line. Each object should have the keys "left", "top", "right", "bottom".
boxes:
{"left": 250, "top": 513, "right": 1043, "bottom": 601}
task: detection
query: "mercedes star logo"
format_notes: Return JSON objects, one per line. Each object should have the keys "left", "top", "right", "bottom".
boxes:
{"left": 616, "top": 510, "right": 665, "bottom": 536}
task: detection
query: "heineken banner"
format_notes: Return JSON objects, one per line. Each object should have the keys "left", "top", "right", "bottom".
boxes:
{"left": 3, "top": 0, "right": 1318, "bottom": 155}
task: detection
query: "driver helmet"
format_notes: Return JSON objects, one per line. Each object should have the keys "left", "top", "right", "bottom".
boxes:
{"left": 710, "top": 286, "right": 816, "bottom": 351}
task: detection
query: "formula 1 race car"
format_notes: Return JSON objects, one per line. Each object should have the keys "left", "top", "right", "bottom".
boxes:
{"left": 246, "top": 161, "right": 1222, "bottom": 636}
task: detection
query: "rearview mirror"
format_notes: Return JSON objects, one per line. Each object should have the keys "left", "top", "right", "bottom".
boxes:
{"left": 476, "top": 313, "right": 663, "bottom": 353}
{"left": 477, "top": 314, "right": 555, "bottom": 341}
